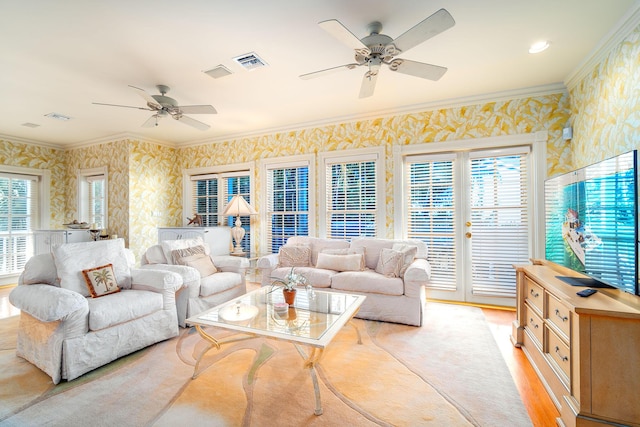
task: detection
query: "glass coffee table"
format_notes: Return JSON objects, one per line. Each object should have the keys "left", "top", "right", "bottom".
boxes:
{"left": 186, "top": 286, "right": 366, "bottom": 415}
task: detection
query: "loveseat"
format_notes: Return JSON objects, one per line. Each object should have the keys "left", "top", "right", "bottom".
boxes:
{"left": 140, "top": 237, "right": 248, "bottom": 327}
{"left": 9, "top": 239, "right": 182, "bottom": 384}
{"left": 257, "top": 236, "right": 431, "bottom": 326}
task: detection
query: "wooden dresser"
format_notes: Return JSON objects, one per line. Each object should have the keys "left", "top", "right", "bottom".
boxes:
{"left": 511, "top": 260, "right": 640, "bottom": 427}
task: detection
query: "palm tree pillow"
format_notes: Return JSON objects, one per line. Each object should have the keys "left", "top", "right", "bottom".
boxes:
{"left": 82, "top": 264, "right": 120, "bottom": 298}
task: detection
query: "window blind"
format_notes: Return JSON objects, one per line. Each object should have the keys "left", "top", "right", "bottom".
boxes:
{"left": 190, "top": 174, "right": 219, "bottom": 226}
{"left": 469, "top": 149, "right": 530, "bottom": 297}
{"left": 266, "top": 164, "right": 310, "bottom": 253}
{"left": 87, "top": 175, "right": 105, "bottom": 228}
{"left": 325, "top": 159, "right": 377, "bottom": 240}
{"left": 0, "top": 174, "right": 39, "bottom": 274}
{"left": 405, "top": 154, "right": 457, "bottom": 291}
{"left": 223, "top": 175, "right": 252, "bottom": 253}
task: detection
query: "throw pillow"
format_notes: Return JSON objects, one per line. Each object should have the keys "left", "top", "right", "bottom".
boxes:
{"left": 392, "top": 243, "right": 418, "bottom": 276}
{"left": 144, "top": 245, "right": 167, "bottom": 264}
{"left": 316, "top": 252, "right": 365, "bottom": 272}
{"left": 170, "top": 245, "right": 207, "bottom": 264}
{"left": 174, "top": 252, "right": 218, "bottom": 278}
{"left": 160, "top": 237, "right": 210, "bottom": 265}
{"left": 82, "top": 264, "right": 120, "bottom": 298}
{"left": 278, "top": 245, "right": 311, "bottom": 268}
{"left": 375, "top": 248, "right": 404, "bottom": 278}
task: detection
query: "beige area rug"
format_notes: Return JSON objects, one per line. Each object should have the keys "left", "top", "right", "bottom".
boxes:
{"left": 0, "top": 303, "right": 531, "bottom": 426}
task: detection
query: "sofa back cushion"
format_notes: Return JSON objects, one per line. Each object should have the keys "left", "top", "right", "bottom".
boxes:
{"left": 53, "top": 238, "right": 132, "bottom": 297}
{"left": 286, "top": 236, "right": 350, "bottom": 266}
{"left": 351, "top": 237, "right": 428, "bottom": 270}
{"left": 21, "top": 253, "right": 59, "bottom": 286}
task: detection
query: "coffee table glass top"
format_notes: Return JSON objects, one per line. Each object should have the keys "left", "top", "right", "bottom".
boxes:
{"left": 187, "top": 286, "right": 365, "bottom": 348}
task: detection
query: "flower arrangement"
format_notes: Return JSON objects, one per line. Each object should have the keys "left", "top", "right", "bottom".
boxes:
{"left": 271, "top": 267, "right": 310, "bottom": 292}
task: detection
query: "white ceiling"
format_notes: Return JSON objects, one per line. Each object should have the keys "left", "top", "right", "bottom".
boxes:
{"left": 1, "top": 0, "right": 638, "bottom": 148}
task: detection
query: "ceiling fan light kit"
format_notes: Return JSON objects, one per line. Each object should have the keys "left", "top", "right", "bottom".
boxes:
{"left": 300, "top": 8, "right": 456, "bottom": 98}
{"left": 93, "top": 85, "right": 217, "bottom": 130}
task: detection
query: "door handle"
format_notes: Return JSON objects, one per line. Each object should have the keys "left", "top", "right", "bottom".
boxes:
{"left": 465, "top": 232, "right": 472, "bottom": 238}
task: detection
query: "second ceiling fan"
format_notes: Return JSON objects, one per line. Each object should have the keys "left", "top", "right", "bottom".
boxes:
{"left": 300, "top": 8, "right": 455, "bottom": 98}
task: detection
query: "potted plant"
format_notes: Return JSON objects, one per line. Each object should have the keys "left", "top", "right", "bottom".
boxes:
{"left": 271, "top": 268, "right": 311, "bottom": 305}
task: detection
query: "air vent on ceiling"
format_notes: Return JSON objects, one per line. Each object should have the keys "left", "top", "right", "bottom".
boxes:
{"left": 233, "top": 52, "right": 268, "bottom": 71}
{"left": 22, "top": 122, "right": 40, "bottom": 128}
{"left": 204, "top": 64, "right": 233, "bottom": 79}
{"left": 45, "top": 112, "right": 72, "bottom": 121}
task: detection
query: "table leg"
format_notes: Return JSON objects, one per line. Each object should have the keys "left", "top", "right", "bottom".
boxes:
{"left": 348, "top": 320, "right": 363, "bottom": 344}
{"left": 192, "top": 324, "right": 221, "bottom": 379}
{"left": 294, "top": 345, "right": 325, "bottom": 416}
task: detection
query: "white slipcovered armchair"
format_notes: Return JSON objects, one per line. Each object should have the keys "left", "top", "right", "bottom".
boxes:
{"left": 140, "top": 237, "right": 248, "bottom": 327}
{"left": 9, "top": 239, "right": 182, "bottom": 384}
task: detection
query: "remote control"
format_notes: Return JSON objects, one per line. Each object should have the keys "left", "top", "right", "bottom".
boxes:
{"left": 577, "top": 288, "right": 597, "bottom": 297}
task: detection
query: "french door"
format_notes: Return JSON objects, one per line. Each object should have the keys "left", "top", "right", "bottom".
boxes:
{"left": 404, "top": 145, "right": 534, "bottom": 306}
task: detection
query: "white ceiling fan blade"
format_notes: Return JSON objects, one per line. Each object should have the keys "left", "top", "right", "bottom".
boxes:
{"left": 359, "top": 71, "right": 378, "bottom": 98}
{"left": 389, "top": 59, "right": 447, "bottom": 81}
{"left": 178, "top": 105, "right": 217, "bottom": 114}
{"left": 141, "top": 115, "right": 159, "bottom": 128}
{"left": 175, "top": 115, "right": 210, "bottom": 130}
{"left": 319, "top": 19, "right": 369, "bottom": 52}
{"left": 129, "top": 85, "right": 163, "bottom": 109}
{"left": 392, "top": 8, "right": 455, "bottom": 53}
{"left": 92, "top": 102, "right": 152, "bottom": 111}
{"left": 300, "top": 63, "right": 359, "bottom": 80}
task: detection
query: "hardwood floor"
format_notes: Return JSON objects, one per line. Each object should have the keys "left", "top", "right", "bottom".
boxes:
{"left": 0, "top": 285, "right": 559, "bottom": 425}
{"left": 482, "top": 307, "right": 560, "bottom": 426}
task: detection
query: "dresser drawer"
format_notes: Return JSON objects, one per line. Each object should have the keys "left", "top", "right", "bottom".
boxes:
{"left": 525, "top": 276, "right": 544, "bottom": 313}
{"left": 546, "top": 325, "right": 571, "bottom": 385}
{"left": 524, "top": 304, "right": 544, "bottom": 348}
{"left": 547, "top": 293, "right": 571, "bottom": 339}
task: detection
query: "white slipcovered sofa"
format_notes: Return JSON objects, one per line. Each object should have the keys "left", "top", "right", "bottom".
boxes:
{"left": 9, "top": 239, "right": 182, "bottom": 384}
{"left": 257, "top": 236, "right": 431, "bottom": 326}
{"left": 140, "top": 237, "right": 248, "bottom": 327}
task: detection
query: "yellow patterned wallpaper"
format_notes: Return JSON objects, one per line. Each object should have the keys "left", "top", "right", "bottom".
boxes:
{"left": 0, "top": 138, "right": 67, "bottom": 227}
{"left": 178, "top": 93, "right": 571, "bottom": 242}
{"left": 569, "top": 23, "right": 640, "bottom": 167}
{"left": 65, "top": 139, "right": 130, "bottom": 245}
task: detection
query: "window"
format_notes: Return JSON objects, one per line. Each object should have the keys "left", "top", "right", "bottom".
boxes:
{"left": 184, "top": 164, "right": 254, "bottom": 252}
{"left": 0, "top": 170, "right": 43, "bottom": 276}
{"left": 320, "top": 148, "right": 384, "bottom": 240}
{"left": 263, "top": 156, "right": 314, "bottom": 253}
{"left": 78, "top": 167, "right": 107, "bottom": 229}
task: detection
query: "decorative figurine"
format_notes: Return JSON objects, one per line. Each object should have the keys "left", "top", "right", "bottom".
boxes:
{"left": 187, "top": 213, "right": 203, "bottom": 226}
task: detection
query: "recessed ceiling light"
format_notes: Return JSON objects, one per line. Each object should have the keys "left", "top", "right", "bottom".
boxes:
{"left": 529, "top": 41, "right": 550, "bottom": 54}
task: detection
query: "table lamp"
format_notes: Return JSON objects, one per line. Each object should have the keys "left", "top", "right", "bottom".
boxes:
{"left": 222, "top": 195, "right": 256, "bottom": 255}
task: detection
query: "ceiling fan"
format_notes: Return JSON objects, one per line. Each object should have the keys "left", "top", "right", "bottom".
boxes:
{"left": 300, "top": 8, "right": 455, "bottom": 98}
{"left": 93, "top": 85, "right": 217, "bottom": 130}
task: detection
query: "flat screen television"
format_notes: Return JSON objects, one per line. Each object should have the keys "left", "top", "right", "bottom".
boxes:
{"left": 545, "top": 150, "right": 639, "bottom": 295}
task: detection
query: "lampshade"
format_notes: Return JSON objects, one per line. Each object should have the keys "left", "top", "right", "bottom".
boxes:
{"left": 222, "top": 195, "right": 257, "bottom": 217}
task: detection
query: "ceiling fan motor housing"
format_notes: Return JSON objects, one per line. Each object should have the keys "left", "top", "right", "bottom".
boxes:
{"left": 356, "top": 33, "right": 395, "bottom": 64}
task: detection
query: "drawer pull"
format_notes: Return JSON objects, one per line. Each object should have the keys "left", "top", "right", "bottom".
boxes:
{"left": 529, "top": 289, "right": 539, "bottom": 298}
{"left": 555, "top": 309, "right": 568, "bottom": 322}
{"left": 529, "top": 318, "right": 539, "bottom": 329}
{"left": 555, "top": 346, "right": 568, "bottom": 362}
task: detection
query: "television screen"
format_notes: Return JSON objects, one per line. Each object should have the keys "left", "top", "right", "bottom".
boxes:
{"left": 545, "top": 150, "right": 638, "bottom": 295}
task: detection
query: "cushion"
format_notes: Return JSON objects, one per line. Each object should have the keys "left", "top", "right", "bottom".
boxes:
{"left": 144, "top": 245, "right": 167, "bottom": 264}
{"left": 53, "top": 239, "right": 132, "bottom": 297}
{"left": 160, "top": 237, "right": 210, "bottom": 265}
{"left": 21, "top": 253, "right": 59, "bottom": 286}
{"left": 278, "top": 245, "right": 311, "bottom": 268}
{"left": 315, "top": 252, "right": 364, "bottom": 272}
{"left": 332, "top": 270, "right": 404, "bottom": 296}
{"left": 170, "top": 244, "right": 206, "bottom": 264}
{"left": 392, "top": 243, "right": 418, "bottom": 276}
{"left": 200, "top": 271, "right": 243, "bottom": 297}
{"left": 175, "top": 252, "right": 218, "bottom": 278}
{"left": 87, "top": 289, "right": 162, "bottom": 331}
{"left": 270, "top": 266, "right": 336, "bottom": 288}
{"left": 375, "top": 248, "right": 404, "bottom": 278}
{"left": 82, "top": 264, "right": 121, "bottom": 298}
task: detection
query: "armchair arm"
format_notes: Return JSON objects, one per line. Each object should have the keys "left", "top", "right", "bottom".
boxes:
{"left": 257, "top": 254, "right": 280, "bottom": 287}
{"left": 403, "top": 258, "right": 431, "bottom": 298}
{"left": 131, "top": 268, "right": 183, "bottom": 311}
{"left": 9, "top": 284, "right": 88, "bottom": 323}
{"left": 211, "top": 255, "right": 249, "bottom": 273}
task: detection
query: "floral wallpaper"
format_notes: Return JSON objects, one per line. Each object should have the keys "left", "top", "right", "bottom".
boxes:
{"left": 569, "top": 22, "right": 640, "bottom": 167}
{"left": 0, "top": 138, "right": 66, "bottom": 228}
{"left": 177, "top": 93, "right": 571, "bottom": 242}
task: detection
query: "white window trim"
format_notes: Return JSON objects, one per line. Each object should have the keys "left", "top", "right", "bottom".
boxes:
{"left": 318, "top": 146, "right": 385, "bottom": 238}
{"left": 0, "top": 165, "right": 50, "bottom": 229}
{"left": 393, "top": 131, "right": 547, "bottom": 258}
{"left": 260, "top": 154, "right": 316, "bottom": 249}
{"left": 77, "top": 166, "right": 108, "bottom": 229}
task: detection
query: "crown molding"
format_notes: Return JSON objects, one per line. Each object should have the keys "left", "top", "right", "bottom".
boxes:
{"left": 176, "top": 83, "right": 567, "bottom": 149}
{"left": 565, "top": 1, "right": 640, "bottom": 90}
{"left": 0, "top": 133, "right": 66, "bottom": 150}
{"left": 64, "top": 132, "right": 177, "bottom": 150}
